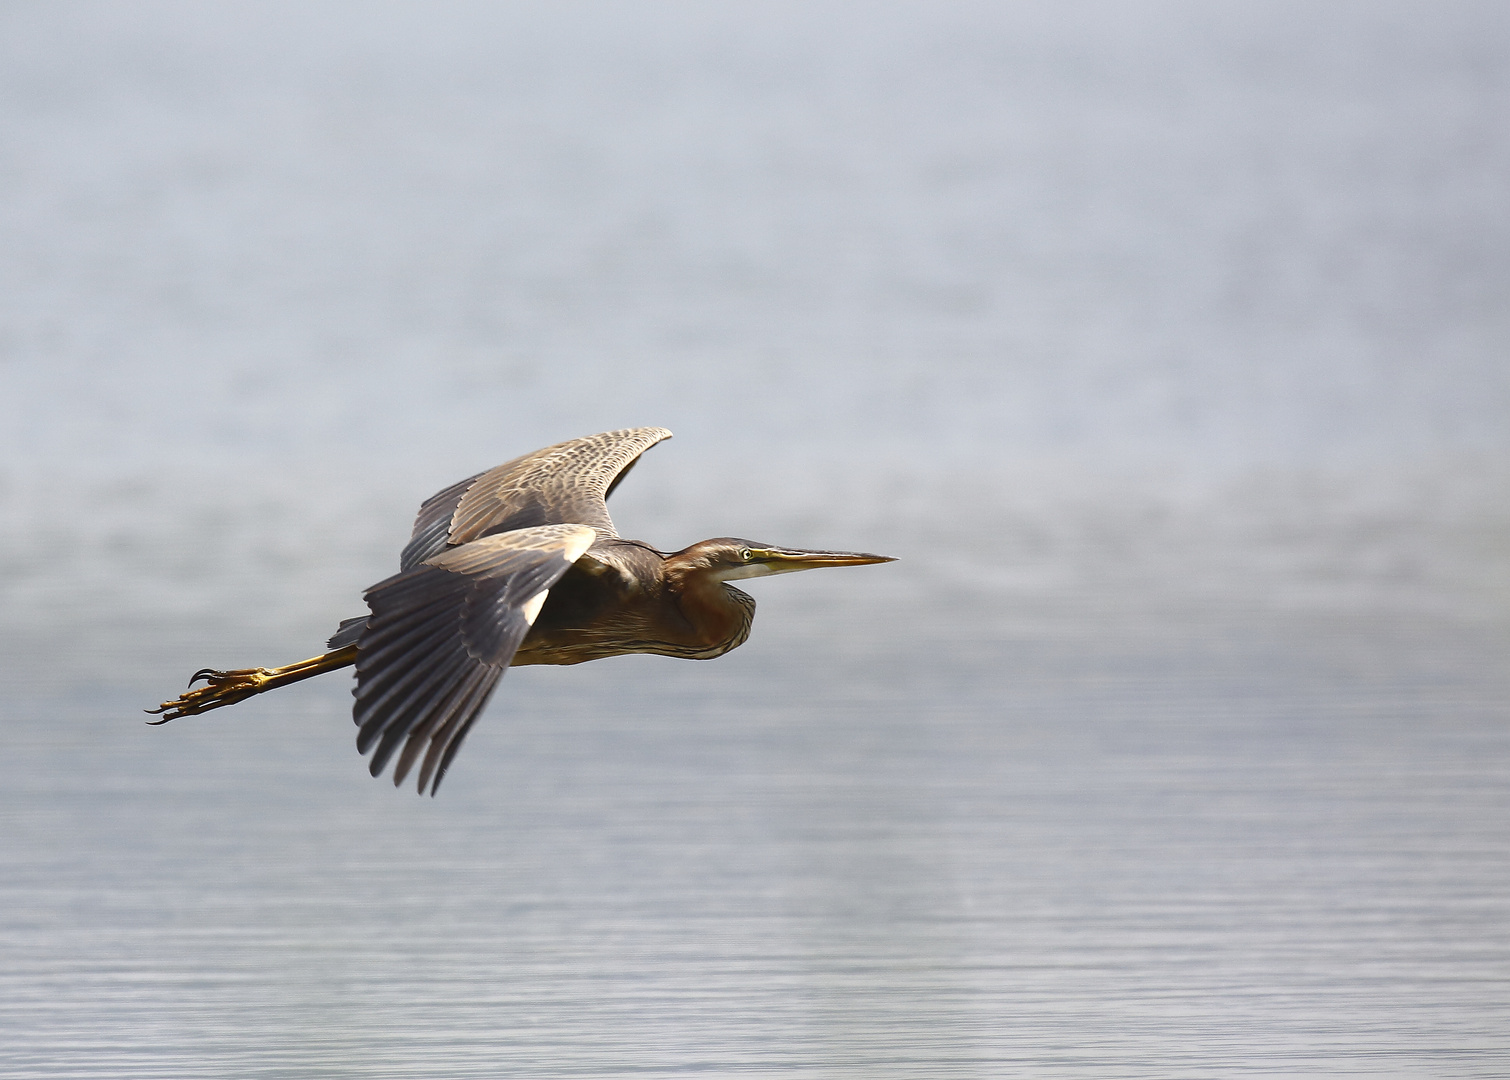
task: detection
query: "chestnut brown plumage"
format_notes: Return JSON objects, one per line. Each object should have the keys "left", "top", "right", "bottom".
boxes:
{"left": 148, "top": 428, "right": 894, "bottom": 795}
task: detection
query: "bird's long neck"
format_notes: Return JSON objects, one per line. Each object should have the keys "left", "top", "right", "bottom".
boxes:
{"left": 664, "top": 560, "right": 756, "bottom": 660}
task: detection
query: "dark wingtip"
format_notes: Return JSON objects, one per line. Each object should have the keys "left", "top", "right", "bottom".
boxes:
{"left": 427, "top": 755, "right": 455, "bottom": 797}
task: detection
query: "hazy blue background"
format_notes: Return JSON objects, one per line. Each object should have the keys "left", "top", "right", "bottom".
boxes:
{"left": 1, "top": 2, "right": 1507, "bottom": 1076}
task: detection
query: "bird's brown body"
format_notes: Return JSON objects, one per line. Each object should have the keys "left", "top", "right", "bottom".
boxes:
{"left": 150, "top": 428, "right": 893, "bottom": 794}
{"left": 513, "top": 539, "right": 755, "bottom": 666}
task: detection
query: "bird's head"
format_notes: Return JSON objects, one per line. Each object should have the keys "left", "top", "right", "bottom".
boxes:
{"left": 671, "top": 538, "right": 896, "bottom": 582}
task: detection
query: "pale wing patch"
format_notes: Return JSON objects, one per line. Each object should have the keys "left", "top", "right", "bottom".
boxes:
{"left": 559, "top": 526, "right": 596, "bottom": 564}
{"left": 520, "top": 589, "right": 550, "bottom": 625}
{"left": 519, "top": 526, "right": 594, "bottom": 624}
{"left": 425, "top": 523, "right": 597, "bottom": 573}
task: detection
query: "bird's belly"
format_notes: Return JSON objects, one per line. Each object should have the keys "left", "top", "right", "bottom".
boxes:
{"left": 509, "top": 629, "right": 624, "bottom": 666}
{"left": 511, "top": 564, "right": 752, "bottom": 665}
{"left": 511, "top": 622, "right": 744, "bottom": 666}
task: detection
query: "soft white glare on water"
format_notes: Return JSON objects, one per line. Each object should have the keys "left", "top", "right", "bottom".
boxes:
{"left": 1, "top": 2, "right": 1508, "bottom": 1076}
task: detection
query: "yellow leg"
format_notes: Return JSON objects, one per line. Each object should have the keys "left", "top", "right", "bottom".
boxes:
{"left": 146, "top": 645, "right": 359, "bottom": 723}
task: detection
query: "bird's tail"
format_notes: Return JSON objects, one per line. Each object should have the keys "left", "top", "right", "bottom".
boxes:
{"left": 146, "top": 645, "right": 359, "bottom": 724}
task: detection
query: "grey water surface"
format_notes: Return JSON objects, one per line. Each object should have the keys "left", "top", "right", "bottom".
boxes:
{"left": 2, "top": 3, "right": 1508, "bottom": 1077}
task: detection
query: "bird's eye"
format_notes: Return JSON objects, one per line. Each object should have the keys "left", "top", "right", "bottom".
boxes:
{"left": 739, "top": 548, "right": 754, "bottom": 561}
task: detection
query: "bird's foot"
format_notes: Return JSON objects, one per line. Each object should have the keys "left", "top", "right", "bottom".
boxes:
{"left": 146, "top": 667, "right": 274, "bottom": 724}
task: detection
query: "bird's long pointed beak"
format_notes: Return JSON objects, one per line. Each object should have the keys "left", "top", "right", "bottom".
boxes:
{"left": 749, "top": 547, "right": 897, "bottom": 574}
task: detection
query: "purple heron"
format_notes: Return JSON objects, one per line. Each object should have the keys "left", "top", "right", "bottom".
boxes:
{"left": 149, "top": 428, "right": 894, "bottom": 795}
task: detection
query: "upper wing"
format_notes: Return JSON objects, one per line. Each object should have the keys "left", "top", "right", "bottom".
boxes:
{"left": 354, "top": 524, "right": 597, "bottom": 795}
{"left": 399, "top": 427, "right": 672, "bottom": 571}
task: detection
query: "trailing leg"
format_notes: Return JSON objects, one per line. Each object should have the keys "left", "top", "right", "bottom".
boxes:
{"left": 147, "top": 645, "right": 359, "bottom": 723}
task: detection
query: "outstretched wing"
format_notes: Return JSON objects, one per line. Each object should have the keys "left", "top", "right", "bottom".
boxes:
{"left": 354, "top": 524, "right": 597, "bottom": 795}
{"left": 399, "top": 427, "right": 672, "bottom": 571}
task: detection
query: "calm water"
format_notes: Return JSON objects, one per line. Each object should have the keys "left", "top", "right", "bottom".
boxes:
{"left": 2, "top": 3, "right": 1509, "bottom": 1076}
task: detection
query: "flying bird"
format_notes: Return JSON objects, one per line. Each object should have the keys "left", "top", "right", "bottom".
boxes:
{"left": 149, "top": 428, "right": 894, "bottom": 794}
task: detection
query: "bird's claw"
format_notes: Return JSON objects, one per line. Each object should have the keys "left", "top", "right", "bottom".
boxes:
{"left": 145, "top": 667, "right": 272, "bottom": 724}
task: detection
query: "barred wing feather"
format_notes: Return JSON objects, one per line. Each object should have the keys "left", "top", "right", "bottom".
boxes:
{"left": 399, "top": 427, "right": 671, "bottom": 570}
